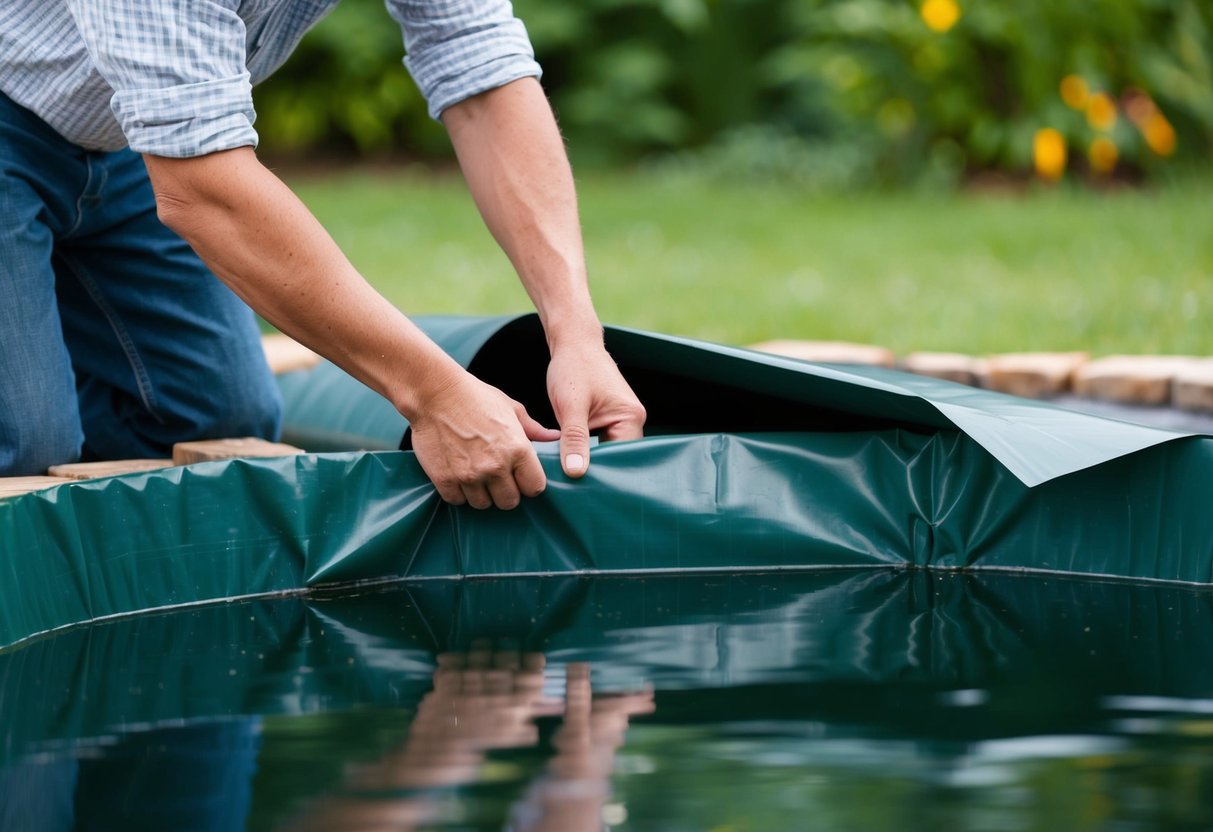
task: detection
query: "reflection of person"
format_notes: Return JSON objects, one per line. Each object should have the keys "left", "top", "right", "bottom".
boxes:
{"left": 0, "top": 3, "right": 645, "bottom": 507}
{"left": 507, "top": 663, "right": 655, "bottom": 832}
{"left": 283, "top": 651, "right": 654, "bottom": 831}
{"left": 0, "top": 719, "right": 260, "bottom": 832}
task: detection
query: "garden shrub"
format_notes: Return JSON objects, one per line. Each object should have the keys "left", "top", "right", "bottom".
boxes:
{"left": 252, "top": 0, "right": 1213, "bottom": 184}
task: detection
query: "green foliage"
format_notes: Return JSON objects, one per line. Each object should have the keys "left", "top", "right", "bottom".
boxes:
{"left": 254, "top": 3, "right": 448, "bottom": 157}
{"left": 770, "top": 0, "right": 1213, "bottom": 183}
{"left": 515, "top": 0, "right": 794, "bottom": 164}
{"left": 254, "top": 0, "right": 1213, "bottom": 184}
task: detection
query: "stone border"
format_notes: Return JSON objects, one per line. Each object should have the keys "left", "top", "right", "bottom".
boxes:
{"left": 746, "top": 340, "right": 1213, "bottom": 415}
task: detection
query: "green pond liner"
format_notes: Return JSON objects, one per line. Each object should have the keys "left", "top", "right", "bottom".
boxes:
{"left": 1, "top": 314, "right": 1211, "bottom": 650}
{"left": 5, "top": 570, "right": 1213, "bottom": 766}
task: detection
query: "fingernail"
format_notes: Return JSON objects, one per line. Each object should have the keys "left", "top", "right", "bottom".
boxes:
{"left": 565, "top": 453, "right": 584, "bottom": 473}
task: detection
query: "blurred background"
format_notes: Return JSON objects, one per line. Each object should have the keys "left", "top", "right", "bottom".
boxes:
{"left": 254, "top": 0, "right": 1213, "bottom": 354}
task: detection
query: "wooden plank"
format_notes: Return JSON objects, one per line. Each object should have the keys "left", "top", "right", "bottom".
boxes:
{"left": 172, "top": 437, "right": 305, "bottom": 466}
{"left": 0, "top": 477, "right": 65, "bottom": 498}
{"left": 747, "top": 340, "right": 896, "bottom": 368}
{"left": 981, "top": 352, "right": 1089, "bottom": 398}
{"left": 262, "top": 333, "right": 321, "bottom": 375}
{"left": 47, "top": 459, "right": 175, "bottom": 481}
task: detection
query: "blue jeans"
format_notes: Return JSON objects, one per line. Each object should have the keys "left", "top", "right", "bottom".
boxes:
{"left": 0, "top": 719, "right": 261, "bottom": 832}
{"left": 0, "top": 93, "right": 281, "bottom": 475}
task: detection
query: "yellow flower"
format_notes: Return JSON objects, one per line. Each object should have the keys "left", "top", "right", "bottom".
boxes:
{"left": 1088, "top": 137, "right": 1118, "bottom": 174}
{"left": 1085, "top": 92, "right": 1117, "bottom": 131}
{"left": 1142, "top": 113, "right": 1176, "bottom": 156}
{"left": 1059, "top": 75, "right": 1089, "bottom": 110}
{"left": 1122, "top": 90, "right": 1176, "bottom": 155}
{"left": 1033, "top": 128, "right": 1067, "bottom": 180}
{"left": 921, "top": 0, "right": 961, "bottom": 33}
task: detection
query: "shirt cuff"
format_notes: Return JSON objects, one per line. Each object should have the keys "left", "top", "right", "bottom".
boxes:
{"left": 404, "top": 20, "right": 542, "bottom": 120}
{"left": 419, "top": 54, "right": 542, "bottom": 121}
{"left": 111, "top": 74, "right": 259, "bottom": 157}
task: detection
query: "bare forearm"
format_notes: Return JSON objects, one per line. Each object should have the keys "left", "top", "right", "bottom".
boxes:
{"left": 143, "top": 147, "right": 462, "bottom": 421}
{"left": 442, "top": 78, "right": 602, "bottom": 351}
{"left": 445, "top": 80, "right": 646, "bottom": 472}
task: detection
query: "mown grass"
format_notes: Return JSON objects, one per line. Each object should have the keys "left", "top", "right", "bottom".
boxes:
{"left": 284, "top": 165, "right": 1213, "bottom": 356}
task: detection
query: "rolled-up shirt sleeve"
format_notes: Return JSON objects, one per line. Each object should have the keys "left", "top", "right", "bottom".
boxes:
{"left": 386, "top": 0, "right": 542, "bottom": 120}
{"left": 65, "top": 0, "right": 256, "bottom": 157}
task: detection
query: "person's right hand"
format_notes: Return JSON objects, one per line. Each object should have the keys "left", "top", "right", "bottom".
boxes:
{"left": 408, "top": 370, "right": 560, "bottom": 510}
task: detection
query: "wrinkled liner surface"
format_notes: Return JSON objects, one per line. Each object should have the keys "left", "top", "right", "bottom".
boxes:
{"left": 3, "top": 314, "right": 1211, "bottom": 648}
{"left": 280, "top": 314, "right": 1197, "bottom": 486}
{"left": 2, "top": 429, "right": 1212, "bottom": 649}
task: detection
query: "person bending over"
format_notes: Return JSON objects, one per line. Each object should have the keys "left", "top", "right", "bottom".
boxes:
{"left": 0, "top": 1, "right": 645, "bottom": 509}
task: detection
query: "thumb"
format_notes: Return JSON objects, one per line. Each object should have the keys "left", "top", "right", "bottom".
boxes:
{"left": 559, "top": 409, "right": 591, "bottom": 479}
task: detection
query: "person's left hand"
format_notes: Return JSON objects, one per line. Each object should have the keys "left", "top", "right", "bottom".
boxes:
{"left": 546, "top": 340, "right": 646, "bottom": 477}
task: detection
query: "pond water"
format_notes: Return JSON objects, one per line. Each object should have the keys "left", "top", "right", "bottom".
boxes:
{"left": 3, "top": 569, "right": 1213, "bottom": 830}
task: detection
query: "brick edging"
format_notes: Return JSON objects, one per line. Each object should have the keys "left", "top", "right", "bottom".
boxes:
{"left": 747, "top": 341, "right": 1213, "bottom": 415}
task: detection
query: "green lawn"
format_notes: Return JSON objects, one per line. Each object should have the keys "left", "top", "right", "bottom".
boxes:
{"left": 285, "top": 166, "right": 1213, "bottom": 356}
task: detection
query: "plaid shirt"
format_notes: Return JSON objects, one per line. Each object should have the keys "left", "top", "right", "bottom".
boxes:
{"left": 0, "top": 0, "right": 540, "bottom": 157}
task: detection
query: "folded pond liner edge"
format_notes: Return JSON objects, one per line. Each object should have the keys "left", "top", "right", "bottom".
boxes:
{"left": 277, "top": 314, "right": 1197, "bottom": 486}
{"left": 1, "top": 314, "right": 1211, "bottom": 649}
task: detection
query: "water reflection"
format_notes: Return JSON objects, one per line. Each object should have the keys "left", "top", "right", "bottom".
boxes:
{"left": 0, "top": 652, "right": 651, "bottom": 831}
{"left": 0, "top": 720, "right": 259, "bottom": 831}
{"left": 282, "top": 653, "right": 652, "bottom": 831}
{"left": 2, "top": 569, "right": 1213, "bottom": 828}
